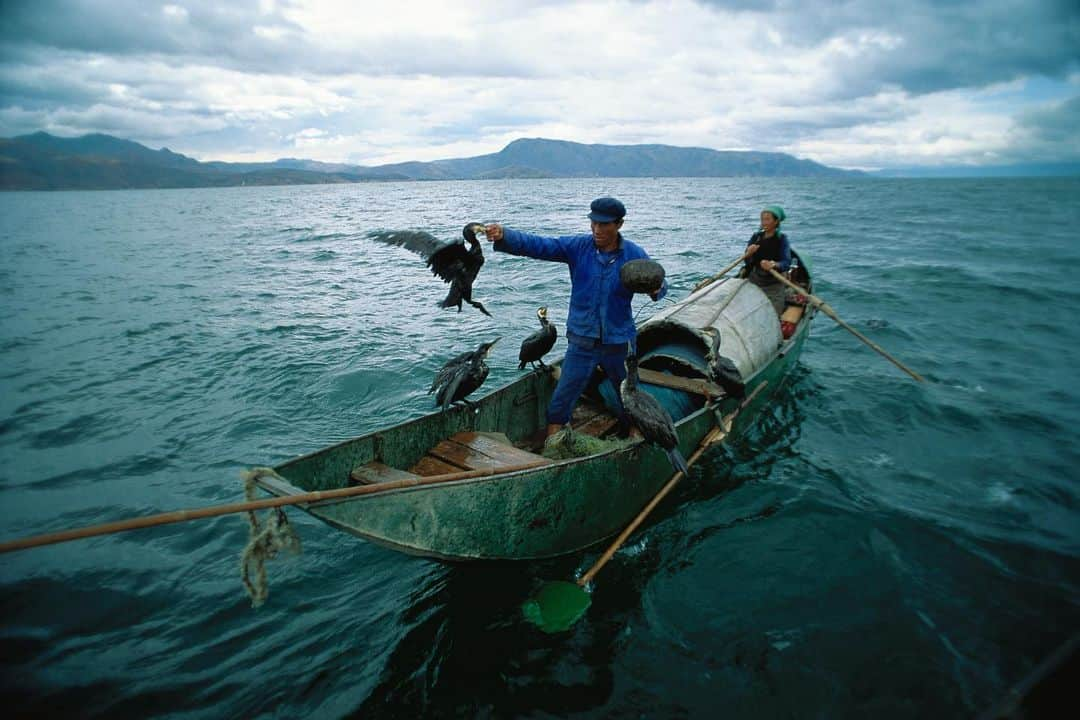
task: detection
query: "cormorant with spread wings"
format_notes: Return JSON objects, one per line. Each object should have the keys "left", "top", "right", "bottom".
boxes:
{"left": 368, "top": 223, "right": 491, "bottom": 316}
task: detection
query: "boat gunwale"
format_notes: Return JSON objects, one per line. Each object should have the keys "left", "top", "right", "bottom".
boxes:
{"left": 294, "top": 439, "right": 642, "bottom": 507}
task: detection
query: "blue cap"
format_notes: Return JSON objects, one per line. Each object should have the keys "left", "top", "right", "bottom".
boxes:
{"left": 587, "top": 197, "right": 626, "bottom": 223}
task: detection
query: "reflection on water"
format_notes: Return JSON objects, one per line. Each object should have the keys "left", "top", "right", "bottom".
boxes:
{"left": 353, "top": 559, "right": 623, "bottom": 717}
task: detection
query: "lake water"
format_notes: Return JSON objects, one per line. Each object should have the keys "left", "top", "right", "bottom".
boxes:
{"left": 1, "top": 177, "right": 1078, "bottom": 718}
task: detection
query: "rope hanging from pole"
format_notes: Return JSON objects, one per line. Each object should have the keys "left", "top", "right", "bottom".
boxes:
{"left": 239, "top": 468, "right": 302, "bottom": 607}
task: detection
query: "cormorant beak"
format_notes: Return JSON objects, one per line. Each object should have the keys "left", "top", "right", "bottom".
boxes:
{"left": 537, "top": 306, "right": 548, "bottom": 319}
{"left": 463, "top": 223, "right": 487, "bottom": 244}
{"left": 482, "top": 337, "right": 500, "bottom": 355}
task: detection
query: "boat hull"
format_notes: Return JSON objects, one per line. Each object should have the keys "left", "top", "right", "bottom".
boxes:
{"left": 261, "top": 273, "right": 814, "bottom": 560}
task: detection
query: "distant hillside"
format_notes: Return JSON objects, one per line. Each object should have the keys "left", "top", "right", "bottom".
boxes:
{"left": 0, "top": 132, "right": 860, "bottom": 191}
{"left": 0, "top": 132, "right": 384, "bottom": 190}
{"left": 370, "top": 138, "right": 859, "bottom": 180}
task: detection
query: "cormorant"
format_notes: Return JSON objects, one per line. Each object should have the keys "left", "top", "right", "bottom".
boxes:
{"left": 429, "top": 338, "right": 499, "bottom": 410}
{"left": 518, "top": 306, "right": 558, "bottom": 370}
{"left": 702, "top": 327, "right": 746, "bottom": 399}
{"left": 369, "top": 223, "right": 491, "bottom": 316}
{"left": 620, "top": 354, "right": 690, "bottom": 476}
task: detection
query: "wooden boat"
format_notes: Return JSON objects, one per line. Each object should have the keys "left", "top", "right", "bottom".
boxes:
{"left": 254, "top": 253, "right": 816, "bottom": 560}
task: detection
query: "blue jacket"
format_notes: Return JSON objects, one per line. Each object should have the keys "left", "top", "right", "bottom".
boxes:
{"left": 495, "top": 229, "right": 668, "bottom": 344}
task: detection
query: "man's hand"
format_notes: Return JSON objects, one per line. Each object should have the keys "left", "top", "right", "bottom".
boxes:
{"left": 759, "top": 259, "right": 777, "bottom": 271}
{"left": 485, "top": 223, "right": 503, "bottom": 242}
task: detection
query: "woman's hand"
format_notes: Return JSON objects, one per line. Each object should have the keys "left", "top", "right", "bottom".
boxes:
{"left": 485, "top": 223, "right": 503, "bottom": 242}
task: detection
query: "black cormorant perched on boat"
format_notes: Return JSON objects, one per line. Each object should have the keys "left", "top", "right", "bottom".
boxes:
{"left": 430, "top": 338, "right": 499, "bottom": 410}
{"left": 702, "top": 327, "right": 746, "bottom": 399}
{"left": 369, "top": 223, "right": 491, "bottom": 316}
{"left": 518, "top": 306, "right": 558, "bottom": 370}
{"left": 620, "top": 354, "right": 690, "bottom": 476}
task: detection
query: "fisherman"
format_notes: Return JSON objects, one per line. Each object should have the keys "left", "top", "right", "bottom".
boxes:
{"left": 743, "top": 205, "right": 792, "bottom": 316}
{"left": 484, "top": 197, "right": 667, "bottom": 437}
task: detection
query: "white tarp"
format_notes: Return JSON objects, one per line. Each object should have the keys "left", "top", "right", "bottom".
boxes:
{"left": 638, "top": 278, "right": 781, "bottom": 379}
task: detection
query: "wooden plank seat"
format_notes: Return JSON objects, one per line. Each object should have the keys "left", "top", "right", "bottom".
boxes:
{"left": 408, "top": 431, "right": 553, "bottom": 477}
{"left": 349, "top": 461, "right": 421, "bottom": 486}
{"left": 638, "top": 367, "right": 724, "bottom": 398}
{"left": 410, "top": 454, "right": 463, "bottom": 477}
{"left": 553, "top": 362, "right": 724, "bottom": 398}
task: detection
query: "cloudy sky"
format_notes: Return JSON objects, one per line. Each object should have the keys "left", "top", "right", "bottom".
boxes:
{"left": 1, "top": 0, "right": 1077, "bottom": 170}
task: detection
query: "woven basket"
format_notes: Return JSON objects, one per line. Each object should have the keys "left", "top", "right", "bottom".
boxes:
{"left": 620, "top": 259, "right": 665, "bottom": 294}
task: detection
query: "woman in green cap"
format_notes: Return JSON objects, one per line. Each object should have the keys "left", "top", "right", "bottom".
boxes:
{"left": 743, "top": 205, "right": 791, "bottom": 316}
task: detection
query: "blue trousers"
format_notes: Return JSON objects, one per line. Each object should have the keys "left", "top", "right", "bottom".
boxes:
{"left": 548, "top": 334, "right": 629, "bottom": 426}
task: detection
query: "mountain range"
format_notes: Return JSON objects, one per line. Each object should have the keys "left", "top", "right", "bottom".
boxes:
{"left": 0, "top": 132, "right": 860, "bottom": 191}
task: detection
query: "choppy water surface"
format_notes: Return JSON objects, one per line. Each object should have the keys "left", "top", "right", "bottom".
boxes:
{"left": 2, "top": 178, "right": 1078, "bottom": 718}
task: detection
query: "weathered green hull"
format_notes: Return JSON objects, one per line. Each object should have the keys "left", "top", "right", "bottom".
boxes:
{"left": 260, "top": 271, "right": 815, "bottom": 561}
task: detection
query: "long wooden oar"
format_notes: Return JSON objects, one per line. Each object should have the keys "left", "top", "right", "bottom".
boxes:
{"left": 767, "top": 268, "right": 925, "bottom": 382}
{"left": 692, "top": 249, "right": 752, "bottom": 292}
{"left": 522, "top": 382, "right": 768, "bottom": 633}
{"left": 0, "top": 459, "right": 550, "bottom": 554}
{"left": 579, "top": 426, "right": 725, "bottom": 585}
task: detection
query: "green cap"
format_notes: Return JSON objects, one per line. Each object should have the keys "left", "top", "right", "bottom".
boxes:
{"left": 763, "top": 205, "right": 786, "bottom": 223}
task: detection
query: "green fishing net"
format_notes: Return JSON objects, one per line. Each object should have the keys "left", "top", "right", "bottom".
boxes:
{"left": 541, "top": 426, "right": 627, "bottom": 460}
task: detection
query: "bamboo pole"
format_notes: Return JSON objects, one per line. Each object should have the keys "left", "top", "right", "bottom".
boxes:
{"left": 0, "top": 458, "right": 551, "bottom": 554}
{"left": 578, "top": 381, "right": 768, "bottom": 586}
{"left": 692, "top": 249, "right": 753, "bottom": 292}
{"left": 767, "top": 268, "right": 925, "bottom": 382}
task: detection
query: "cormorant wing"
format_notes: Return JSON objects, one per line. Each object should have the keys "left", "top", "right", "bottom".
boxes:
{"left": 430, "top": 350, "right": 472, "bottom": 393}
{"left": 437, "top": 368, "right": 468, "bottom": 408}
{"left": 368, "top": 230, "right": 448, "bottom": 261}
{"left": 519, "top": 325, "right": 557, "bottom": 363}
{"left": 428, "top": 240, "right": 481, "bottom": 284}
{"left": 630, "top": 392, "right": 679, "bottom": 450}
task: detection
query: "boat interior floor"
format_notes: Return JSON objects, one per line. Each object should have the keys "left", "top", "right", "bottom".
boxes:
{"left": 350, "top": 431, "right": 553, "bottom": 486}
{"left": 513, "top": 397, "right": 622, "bottom": 454}
{"left": 348, "top": 396, "right": 621, "bottom": 487}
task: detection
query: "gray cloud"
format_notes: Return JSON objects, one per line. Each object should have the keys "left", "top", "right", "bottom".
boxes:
{"left": 1, "top": 0, "right": 302, "bottom": 67}
{"left": 0, "top": 52, "right": 106, "bottom": 108}
{"left": 1002, "top": 94, "right": 1080, "bottom": 162}
{"left": 7, "top": 1, "right": 1078, "bottom": 88}
{"left": 0, "top": 0, "right": 538, "bottom": 78}
{"left": 715, "top": 0, "right": 1080, "bottom": 97}
{"left": 1, "top": 0, "right": 1077, "bottom": 168}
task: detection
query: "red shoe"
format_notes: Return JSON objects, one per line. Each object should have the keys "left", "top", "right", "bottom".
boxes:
{"left": 781, "top": 320, "right": 796, "bottom": 339}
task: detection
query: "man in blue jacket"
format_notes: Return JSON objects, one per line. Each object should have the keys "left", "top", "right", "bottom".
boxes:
{"left": 485, "top": 197, "right": 668, "bottom": 438}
